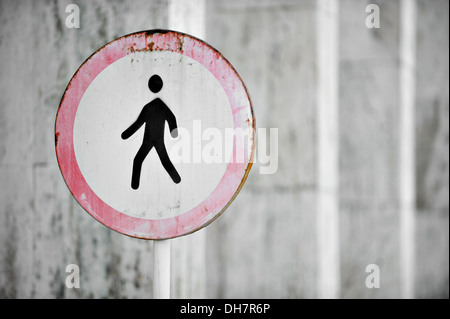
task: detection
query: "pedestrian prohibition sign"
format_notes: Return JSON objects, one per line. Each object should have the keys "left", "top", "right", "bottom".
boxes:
{"left": 55, "top": 30, "right": 255, "bottom": 239}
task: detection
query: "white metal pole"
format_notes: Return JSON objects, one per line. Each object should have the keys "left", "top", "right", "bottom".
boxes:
{"left": 153, "top": 240, "right": 171, "bottom": 299}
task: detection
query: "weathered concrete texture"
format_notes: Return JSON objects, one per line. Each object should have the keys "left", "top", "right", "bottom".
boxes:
{"left": 415, "top": 212, "right": 449, "bottom": 298}
{"left": 0, "top": 0, "right": 44, "bottom": 299}
{"left": 339, "top": 0, "right": 402, "bottom": 298}
{"left": 206, "top": 0, "right": 317, "bottom": 190}
{"left": 206, "top": 189, "right": 318, "bottom": 298}
{"left": 415, "top": 0, "right": 449, "bottom": 298}
{"left": 204, "top": 0, "right": 319, "bottom": 298}
{"left": 415, "top": 0, "right": 449, "bottom": 212}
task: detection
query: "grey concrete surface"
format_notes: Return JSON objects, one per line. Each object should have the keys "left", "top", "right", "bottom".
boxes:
{"left": 0, "top": 0, "right": 448, "bottom": 298}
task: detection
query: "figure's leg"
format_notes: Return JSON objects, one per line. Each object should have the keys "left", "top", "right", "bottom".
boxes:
{"left": 131, "top": 143, "right": 153, "bottom": 189}
{"left": 154, "top": 142, "right": 181, "bottom": 184}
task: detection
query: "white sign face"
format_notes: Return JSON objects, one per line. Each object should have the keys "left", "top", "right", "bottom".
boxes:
{"left": 74, "top": 51, "right": 234, "bottom": 220}
{"left": 56, "top": 30, "right": 255, "bottom": 239}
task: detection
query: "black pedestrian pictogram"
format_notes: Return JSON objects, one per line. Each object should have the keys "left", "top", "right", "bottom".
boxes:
{"left": 121, "top": 74, "right": 181, "bottom": 189}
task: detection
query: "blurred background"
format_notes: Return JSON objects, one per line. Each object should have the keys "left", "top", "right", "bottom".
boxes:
{"left": 0, "top": 0, "right": 448, "bottom": 298}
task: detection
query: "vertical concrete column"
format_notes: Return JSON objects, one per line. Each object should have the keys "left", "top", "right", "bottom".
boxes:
{"left": 168, "top": 0, "right": 207, "bottom": 299}
{"left": 316, "top": 0, "right": 340, "bottom": 299}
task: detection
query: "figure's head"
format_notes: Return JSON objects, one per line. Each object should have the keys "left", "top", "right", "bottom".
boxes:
{"left": 148, "top": 74, "right": 163, "bottom": 93}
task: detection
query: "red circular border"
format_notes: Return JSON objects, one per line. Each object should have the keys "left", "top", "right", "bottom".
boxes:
{"left": 55, "top": 30, "right": 255, "bottom": 239}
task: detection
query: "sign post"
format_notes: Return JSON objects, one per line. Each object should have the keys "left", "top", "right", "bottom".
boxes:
{"left": 55, "top": 30, "right": 255, "bottom": 298}
{"left": 153, "top": 240, "right": 171, "bottom": 299}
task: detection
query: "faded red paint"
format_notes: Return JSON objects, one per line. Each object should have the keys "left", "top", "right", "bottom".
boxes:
{"left": 55, "top": 30, "right": 255, "bottom": 240}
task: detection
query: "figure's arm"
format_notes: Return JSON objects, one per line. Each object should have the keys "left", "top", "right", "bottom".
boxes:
{"left": 165, "top": 106, "right": 178, "bottom": 138}
{"left": 121, "top": 109, "right": 146, "bottom": 140}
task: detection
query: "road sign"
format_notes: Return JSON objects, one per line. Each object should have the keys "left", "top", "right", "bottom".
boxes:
{"left": 55, "top": 30, "right": 255, "bottom": 239}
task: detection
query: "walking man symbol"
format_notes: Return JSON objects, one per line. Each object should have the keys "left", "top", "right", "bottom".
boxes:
{"left": 121, "top": 74, "right": 181, "bottom": 189}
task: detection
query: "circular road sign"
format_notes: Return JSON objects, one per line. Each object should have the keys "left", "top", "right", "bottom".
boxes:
{"left": 55, "top": 30, "right": 255, "bottom": 239}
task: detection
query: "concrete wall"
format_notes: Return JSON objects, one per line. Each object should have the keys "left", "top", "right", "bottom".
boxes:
{"left": 339, "top": 0, "right": 402, "bottom": 298}
{"left": 0, "top": 0, "right": 448, "bottom": 298}
{"left": 415, "top": 0, "right": 449, "bottom": 298}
